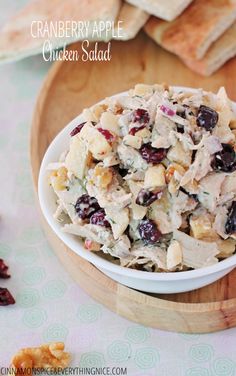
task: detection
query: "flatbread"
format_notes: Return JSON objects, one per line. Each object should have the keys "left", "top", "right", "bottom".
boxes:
{"left": 144, "top": 0, "right": 236, "bottom": 60}
{"left": 126, "top": 0, "right": 193, "bottom": 21}
{"left": 182, "top": 23, "right": 236, "bottom": 76}
{"left": 116, "top": 3, "right": 149, "bottom": 40}
{"left": 0, "top": 0, "right": 121, "bottom": 63}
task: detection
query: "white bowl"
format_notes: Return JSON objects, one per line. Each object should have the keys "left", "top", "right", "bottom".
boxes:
{"left": 38, "top": 87, "right": 236, "bottom": 294}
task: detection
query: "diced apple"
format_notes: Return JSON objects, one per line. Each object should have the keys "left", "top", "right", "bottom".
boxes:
{"left": 167, "top": 141, "right": 192, "bottom": 168}
{"left": 123, "top": 134, "right": 142, "bottom": 149}
{"left": 100, "top": 112, "right": 120, "bottom": 136}
{"left": 135, "top": 127, "right": 151, "bottom": 140}
{"left": 65, "top": 136, "right": 89, "bottom": 179}
{"left": 105, "top": 207, "right": 129, "bottom": 239}
{"left": 82, "top": 108, "right": 97, "bottom": 122}
{"left": 133, "top": 84, "right": 153, "bottom": 97}
{"left": 79, "top": 123, "right": 112, "bottom": 160}
{"left": 144, "top": 165, "right": 166, "bottom": 189}
{"left": 84, "top": 239, "right": 101, "bottom": 251}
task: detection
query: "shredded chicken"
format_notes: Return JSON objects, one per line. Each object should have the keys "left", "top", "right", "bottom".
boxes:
{"left": 63, "top": 224, "right": 115, "bottom": 246}
{"left": 120, "top": 243, "right": 167, "bottom": 270}
{"left": 173, "top": 230, "right": 219, "bottom": 269}
{"left": 48, "top": 84, "right": 236, "bottom": 273}
{"left": 170, "top": 191, "right": 197, "bottom": 229}
{"left": 198, "top": 173, "right": 226, "bottom": 213}
{"left": 102, "top": 235, "right": 131, "bottom": 258}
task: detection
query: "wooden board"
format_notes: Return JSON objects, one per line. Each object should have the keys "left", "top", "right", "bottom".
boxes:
{"left": 31, "top": 32, "right": 236, "bottom": 333}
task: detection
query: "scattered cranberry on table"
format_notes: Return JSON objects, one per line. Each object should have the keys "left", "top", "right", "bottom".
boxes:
{"left": 0, "top": 287, "right": 15, "bottom": 306}
{"left": 0, "top": 259, "right": 15, "bottom": 305}
{"left": 0, "top": 259, "right": 10, "bottom": 279}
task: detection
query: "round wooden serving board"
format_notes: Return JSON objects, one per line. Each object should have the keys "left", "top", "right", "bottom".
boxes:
{"left": 31, "top": 32, "right": 236, "bottom": 333}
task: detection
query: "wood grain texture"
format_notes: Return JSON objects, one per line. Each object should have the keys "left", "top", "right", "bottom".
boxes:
{"left": 31, "top": 32, "right": 236, "bottom": 333}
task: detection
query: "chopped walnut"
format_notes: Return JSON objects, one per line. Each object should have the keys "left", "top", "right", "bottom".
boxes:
{"left": 50, "top": 167, "right": 68, "bottom": 191}
{"left": 92, "top": 104, "right": 108, "bottom": 120}
{"left": 10, "top": 342, "right": 70, "bottom": 375}
{"left": 93, "top": 164, "right": 113, "bottom": 189}
{"left": 113, "top": 104, "right": 123, "bottom": 115}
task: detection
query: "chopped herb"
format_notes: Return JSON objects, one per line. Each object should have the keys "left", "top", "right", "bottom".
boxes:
{"left": 108, "top": 218, "right": 116, "bottom": 224}
{"left": 203, "top": 191, "right": 210, "bottom": 195}
{"left": 126, "top": 159, "right": 134, "bottom": 168}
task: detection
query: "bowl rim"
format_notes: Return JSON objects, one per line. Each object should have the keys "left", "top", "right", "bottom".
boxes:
{"left": 38, "top": 85, "right": 236, "bottom": 282}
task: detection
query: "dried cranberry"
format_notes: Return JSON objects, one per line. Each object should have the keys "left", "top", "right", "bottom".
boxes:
{"left": 0, "top": 259, "right": 10, "bottom": 279}
{"left": 129, "top": 125, "right": 146, "bottom": 135}
{"left": 75, "top": 194, "right": 100, "bottom": 220}
{"left": 136, "top": 189, "right": 162, "bottom": 207}
{"left": 70, "top": 122, "right": 86, "bottom": 136}
{"left": 196, "top": 105, "right": 218, "bottom": 131}
{"left": 97, "top": 128, "right": 116, "bottom": 143}
{"left": 132, "top": 109, "right": 150, "bottom": 124}
{"left": 138, "top": 219, "right": 162, "bottom": 244}
{"left": 139, "top": 143, "right": 167, "bottom": 164}
{"left": 225, "top": 201, "right": 236, "bottom": 235}
{"left": 211, "top": 143, "right": 236, "bottom": 172}
{"left": 0, "top": 288, "right": 15, "bottom": 306}
{"left": 90, "top": 209, "right": 110, "bottom": 228}
{"left": 70, "top": 121, "right": 96, "bottom": 137}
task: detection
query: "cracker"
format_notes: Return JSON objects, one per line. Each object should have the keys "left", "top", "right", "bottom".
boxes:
{"left": 116, "top": 2, "right": 149, "bottom": 40}
{"left": 126, "top": 0, "right": 193, "bottom": 21}
{"left": 144, "top": 0, "right": 236, "bottom": 60}
{"left": 182, "top": 23, "right": 236, "bottom": 76}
